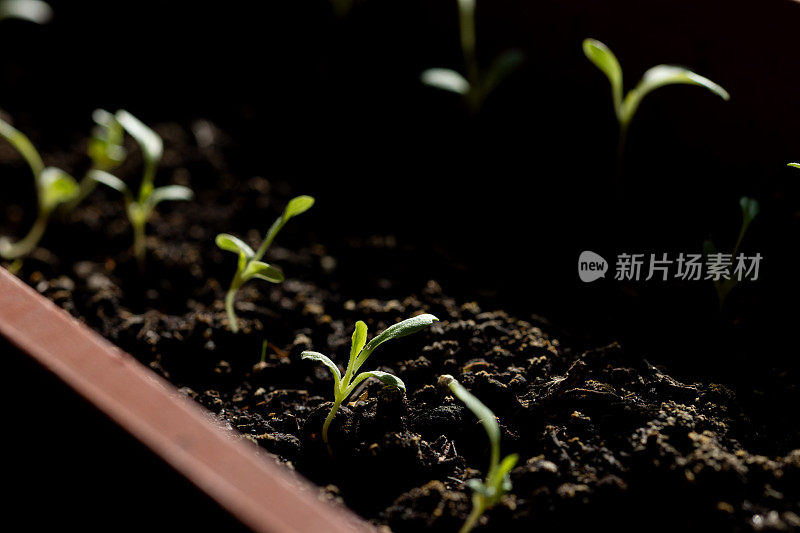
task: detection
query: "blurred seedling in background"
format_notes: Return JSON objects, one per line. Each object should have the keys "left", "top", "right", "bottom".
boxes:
{"left": 302, "top": 314, "right": 439, "bottom": 455}
{"left": 0, "top": 115, "right": 79, "bottom": 267}
{"left": 703, "top": 196, "right": 759, "bottom": 307}
{"left": 583, "top": 38, "right": 729, "bottom": 186}
{"left": 0, "top": 2, "right": 60, "bottom": 267}
{"left": 68, "top": 109, "right": 127, "bottom": 208}
{"left": 216, "top": 195, "right": 314, "bottom": 334}
{"left": 0, "top": 0, "right": 51, "bottom": 23}
{"left": 439, "top": 374, "right": 518, "bottom": 533}
{"left": 330, "top": 0, "right": 353, "bottom": 18}
{"left": 91, "top": 110, "right": 193, "bottom": 268}
{"left": 421, "top": 0, "right": 523, "bottom": 112}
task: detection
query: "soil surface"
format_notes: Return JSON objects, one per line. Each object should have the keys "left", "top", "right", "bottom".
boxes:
{"left": 2, "top": 120, "right": 799, "bottom": 532}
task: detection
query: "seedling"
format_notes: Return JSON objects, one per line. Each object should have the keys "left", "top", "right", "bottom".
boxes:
{"left": 216, "top": 195, "right": 314, "bottom": 333}
{"left": 0, "top": 0, "right": 52, "bottom": 24}
{"left": 439, "top": 374, "right": 518, "bottom": 533}
{"left": 260, "top": 339, "right": 268, "bottom": 364}
{"left": 583, "top": 38, "right": 729, "bottom": 182}
{"left": 421, "top": 0, "right": 523, "bottom": 112}
{"left": 91, "top": 110, "right": 193, "bottom": 268}
{"left": 302, "top": 314, "right": 439, "bottom": 454}
{"left": 789, "top": 163, "right": 800, "bottom": 170}
{"left": 0, "top": 115, "right": 79, "bottom": 261}
{"left": 703, "top": 196, "right": 759, "bottom": 306}
{"left": 68, "top": 109, "right": 127, "bottom": 208}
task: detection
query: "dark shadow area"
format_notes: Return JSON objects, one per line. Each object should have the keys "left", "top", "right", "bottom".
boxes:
{"left": 3, "top": 337, "right": 252, "bottom": 532}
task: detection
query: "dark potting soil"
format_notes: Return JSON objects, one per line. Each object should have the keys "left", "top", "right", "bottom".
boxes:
{"left": 2, "top": 120, "right": 799, "bottom": 532}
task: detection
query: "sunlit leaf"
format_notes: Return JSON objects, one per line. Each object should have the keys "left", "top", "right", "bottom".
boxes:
{"left": 215, "top": 233, "right": 255, "bottom": 258}
{"left": 89, "top": 109, "right": 126, "bottom": 171}
{"left": 149, "top": 184, "right": 193, "bottom": 207}
{"left": 356, "top": 314, "right": 439, "bottom": 370}
{"left": 351, "top": 370, "right": 406, "bottom": 391}
{"left": 446, "top": 376, "right": 500, "bottom": 450}
{"left": 39, "top": 167, "right": 79, "bottom": 211}
{"left": 0, "top": 115, "right": 44, "bottom": 177}
{"left": 421, "top": 68, "right": 470, "bottom": 95}
{"left": 466, "top": 478, "right": 490, "bottom": 496}
{"left": 301, "top": 351, "right": 342, "bottom": 382}
{"left": 282, "top": 195, "right": 315, "bottom": 222}
{"left": 0, "top": 0, "right": 52, "bottom": 24}
{"left": 244, "top": 260, "right": 284, "bottom": 283}
{"left": 89, "top": 169, "right": 129, "bottom": 195}
{"left": 489, "top": 453, "right": 518, "bottom": 499}
{"left": 621, "top": 65, "right": 729, "bottom": 125}
{"left": 350, "top": 320, "right": 368, "bottom": 361}
{"left": 583, "top": 38, "right": 623, "bottom": 110}
{"left": 116, "top": 109, "right": 163, "bottom": 166}
{"left": 361, "top": 314, "right": 438, "bottom": 357}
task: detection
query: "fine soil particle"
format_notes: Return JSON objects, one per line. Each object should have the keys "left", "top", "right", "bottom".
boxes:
{"left": 3, "top": 121, "right": 799, "bottom": 532}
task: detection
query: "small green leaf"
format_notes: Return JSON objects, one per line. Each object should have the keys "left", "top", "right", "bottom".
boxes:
{"left": 301, "top": 351, "right": 342, "bottom": 382}
{"left": 149, "top": 184, "right": 193, "bottom": 207}
{"left": 39, "top": 167, "right": 79, "bottom": 212}
{"left": 89, "top": 109, "right": 126, "bottom": 171}
{"left": 621, "top": 65, "right": 729, "bottom": 125}
{"left": 349, "top": 370, "right": 406, "bottom": 394}
{"left": 639, "top": 65, "right": 729, "bottom": 100}
{"left": 215, "top": 233, "right": 255, "bottom": 259}
{"left": 0, "top": 0, "right": 52, "bottom": 23}
{"left": 421, "top": 68, "right": 471, "bottom": 95}
{"left": 490, "top": 453, "right": 518, "bottom": 493}
{"left": 0, "top": 115, "right": 45, "bottom": 177}
{"left": 116, "top": 109, "right": 163, "bottom": 166}
{"left": 243, "top": 260, "right": 284, "bottom": 283}
{"left": 788, "top": 163, "right": 800, "bottom": 169}
{"left": 466, "top": 478, "right": 490, "bottom": 497}
{"left": 739, "top": 196, "right": 759, "bottom": 227}
{"left": 255, "top": 195, "right": 315, "bottom": 261}
{"left": 89, "top": 169, "right": 129, "bottom": 195}
{"left": 360, "top": 370, "right": 405, "bottom": 390}
{"left": 482, "top": 50, "right": 524, "bottom": 97}
{"left": 359, "top": 314, "right": 439, "bottom": 368}
{"left": 350, "top": 320, "right": 368, "bottom": 361}
{"left": 282, "top": 195, "right": 315, "bottom": 222}
{"left": 447, "top": 377, "right": 500, "bottom": 451}
{"left": 583, "top": 38, "right": 623, "bottom": 110}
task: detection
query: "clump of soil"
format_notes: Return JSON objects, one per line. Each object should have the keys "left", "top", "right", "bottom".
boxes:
{"left": 2, "top": 121, "right": 799, "bottom": 532}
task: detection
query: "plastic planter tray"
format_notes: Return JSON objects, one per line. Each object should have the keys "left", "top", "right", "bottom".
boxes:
{"left": 0, "top": 266, "right": 374, "bottom": 533}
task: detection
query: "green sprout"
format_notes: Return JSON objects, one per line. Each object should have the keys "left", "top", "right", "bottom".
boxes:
{"left": 68, "top": 109, "right": 127, "bottom": 208}
{"left": 91, "top": 110, "right": 193, "bottom": 268}
{"left": 215, "top": 195, "right": 314, "bottom": 333}
{"left": 703, "top": 196, "right": 759, "bottom": 307}
{"left": 421, "top": 0, "right": 523, "bottom": 112}
{"left": 789, "top": 163, "right": 800, "bottom": 170}
{"left": 439, "top": 374, "right": 518, "bottom": 533}
{"left": 302, "top": 314, "right": 439, "bottom": 454}
{"left": 0, "top": 115, "right": 79, "bottom": 262}
{"left": 582, "top": 38, "right": 729, "bottom": 182}
{"left": 0, "top": 0, "right": 52, "bottom": 24}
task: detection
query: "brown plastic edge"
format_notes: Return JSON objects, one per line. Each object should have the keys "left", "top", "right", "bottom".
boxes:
{"left": 0, "top": 267, "right": 375, "bottom": 533}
